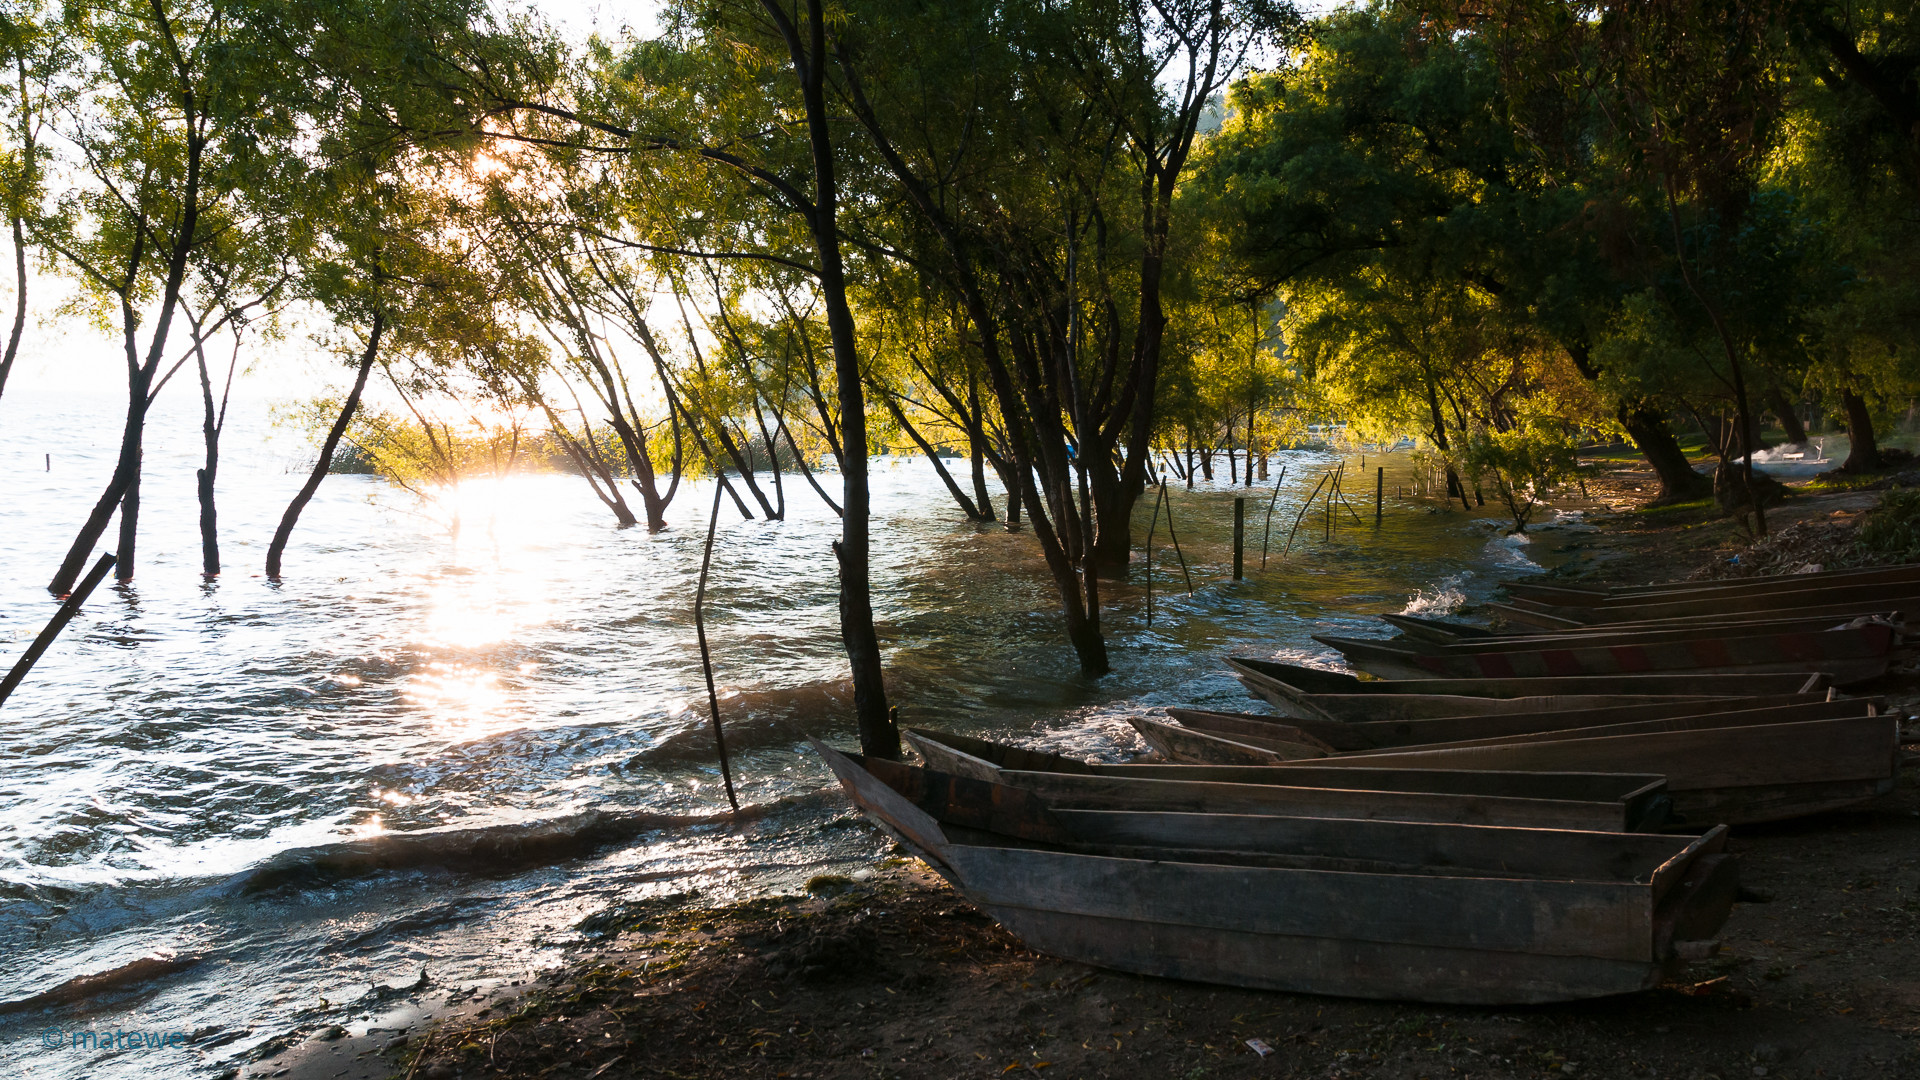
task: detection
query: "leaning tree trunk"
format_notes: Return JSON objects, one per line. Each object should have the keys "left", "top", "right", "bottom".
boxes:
{"left": 1620, "top": 407, "right": 1713, "bottom": 502}
{"left": 267, "top": 316, "right": 384, "bottom": 578}
{"left": 1842, "top": 389, "right": 1881, "bottom": 472}
{"left": 0, "top": 218, "right": 27, "bottom": 405}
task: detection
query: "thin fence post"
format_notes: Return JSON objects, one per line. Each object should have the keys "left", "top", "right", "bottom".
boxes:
{"left": 1232, "top": 497, "right": 1245, "bottom": 580}
{"left": 694, "top": 481, "right": 740, "bottom": 811}
{"left": 1259, "top": 465, "right": 1288, "bottom": 570}
{"left": 1376, "top": 466, "right": 1384, "bottom": 525}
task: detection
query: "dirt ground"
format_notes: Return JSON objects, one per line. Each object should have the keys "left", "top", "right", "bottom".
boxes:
{"left": 273, "top": 464, "right": 1920, "bottom": 1080}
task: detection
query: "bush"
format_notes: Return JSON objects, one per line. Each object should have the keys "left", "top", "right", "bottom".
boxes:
{"left": 1855, "top": 486, "right": 1920, "bottom": 562}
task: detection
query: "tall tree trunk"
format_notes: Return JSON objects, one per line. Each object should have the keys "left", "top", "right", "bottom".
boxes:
{"left": 267, "top": 317, "right": 384, "bottom": 578}
{"left": 194, "top": 328, "right": 237, "bottom": 575}
{"left": 1843, "top": 389, "right": 1881, "bottom": 472}
{"left": 0, "top": 218, "right": 27, "bottom": 405}
{"left": 768, "top": 0, "right": 894, "bottom": 756}
{"left": 115, "top": 449, "right": 141, "bottom": 583}
{"left": 1620, "top": 407, "right": 1713, "bottom": 502}
{"left": 966, "top": 378, "right": 994, "bottom": 521}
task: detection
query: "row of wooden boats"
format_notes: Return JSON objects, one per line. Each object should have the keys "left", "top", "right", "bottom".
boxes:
{"left": 816, "top": 564, "right": 1914, "bottom": 1005}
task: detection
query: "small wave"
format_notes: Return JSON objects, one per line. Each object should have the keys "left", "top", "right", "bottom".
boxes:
{"left": 1483, "top": 531, "right": 1540, "bottom": 571}
{"left": 233, "top": 794, "right": 828, "bottom": 892}
{"left": 1402, "top": 573, "right": 1470, "bottom": 616}
{"left": 626, "top": 679, "right": 853, "bottom": 767}
{"left": 0, "top": 953, "right": 201, "bottom": 1016}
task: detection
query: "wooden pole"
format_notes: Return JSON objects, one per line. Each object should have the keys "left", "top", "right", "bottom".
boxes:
{"left": 1259, "top": 465, "right": 1288, "bottom": 570}
{"left": 694, "top": 482, "right": 739, "bottom": 811}
{"left": 0, "top": 552, "right": 115, "bottom": 709}
{"left": 1143, "top": 483, "right": 1163, "bottom": 625}
{"left": 1232, "top": 497, "right": 1245, "bottom": 580}
{"left": 1376, "top": 466, "right": 1384, "bottom": 525}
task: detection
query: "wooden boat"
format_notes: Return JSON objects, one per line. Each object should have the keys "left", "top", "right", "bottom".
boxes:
{"left": 1383, "top": 610, "right": 1906, "bottom": 645}
{"left": 1502, "top": 563, "right": 1920, "bottom": 607}
{"left": 1279, "top": 714, "right": 1901, "bottom": 825}
{"left": 819, "top": 743, "right": 1739, "bottom": 1005}
{"left": 1226, "top": 656, "right": 1826, "bottom": 705}
{"left": 1167, "top": 695, "right": 1876, "bottom": 754}
{"left": 1489, "top": 599, "right": 1914, "bottom": 633}
{"left": 1314, "top": 624, "right": 1894, "bottom": 685}
{"left": 1501, "top": 582, "right": 1920, "bottom": 625}
{"left": 1339, "top": 614, "right": 1903, "bottom": 658}
{"left": 1379, "top": 613, "right": 1504, "bottom": 643}
{"left": 903, "top": 728, "right": 1671, "bottom": 831}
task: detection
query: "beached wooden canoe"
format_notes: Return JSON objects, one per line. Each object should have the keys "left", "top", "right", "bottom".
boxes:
{"left": 1501, "top": 582, "right": 1920, "bottom": 625}
{"left": 1341, "top": 614, "right": 1903, "bottom": 657}
{"left": 1382, "top": 610, "right": 1906, "bottom": 646}
{"left": 1279, "top": 714, "right": 1900, "bottom": 825}
{"left": 1226, "top": 656, "right": 1827, "bottom": 703}
{"left": 1502, "top": 563, "right": 1920, "bottom": 607}
{"left": 903, "top": 728, "right": 1672, "bottom": 831}
{"left": 1167, "top": 695, "right": 1874, "bottom": 753}
{"left": 1314, "top": 624, "right": 1894, "bottom": 685}
{"left": 819, "top": 743, "right": 1739, "bottom": 1005}
{"left": 1488, "top": 599, "right": 1916, "bottom": 633}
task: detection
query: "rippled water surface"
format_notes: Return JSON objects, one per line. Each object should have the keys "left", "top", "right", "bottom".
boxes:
{"left": 0, "top": 389, "right": 1565, "bottom": 1078}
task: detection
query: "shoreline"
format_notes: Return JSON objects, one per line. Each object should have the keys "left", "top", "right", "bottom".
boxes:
{"left": 262, "top": 465, "right": 1920, "bottom": 1080}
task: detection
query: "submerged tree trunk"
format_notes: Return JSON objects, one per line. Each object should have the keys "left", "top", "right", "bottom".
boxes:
{"left": 267, "top": 316, "right": 384, "bottom": 578}
{"left": 115, "top": 450, "right": 141, "bottom": 583}
{"left": 1842, "top": 389, "right": 1881, "bottom": 472}
{"left": 194, "top": 326, "right": 240, "bottom": 575}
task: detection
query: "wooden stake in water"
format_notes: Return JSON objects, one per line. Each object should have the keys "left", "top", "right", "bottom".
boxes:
{"left": 1259, "top": 465, "right": 1287, "bottom": 569}
{"left": 1376, "top": 466, "right": 1384, "bottom": 525}
{"left": 1232, "top": 497, "right": 1245, "bottom": 580}
{"left": 0, "top": 553, "right": 115, "bottom": 709}
{"left": 694, "top": 482, "right": 740, "bottom": 811}
{"left": 1143, "top": 484, "right": 1163, "bottom": 626}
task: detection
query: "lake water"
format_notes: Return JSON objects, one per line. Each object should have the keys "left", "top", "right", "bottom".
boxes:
{"left": 0, "top": 388, "right": 1565, "bottom": 1079}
